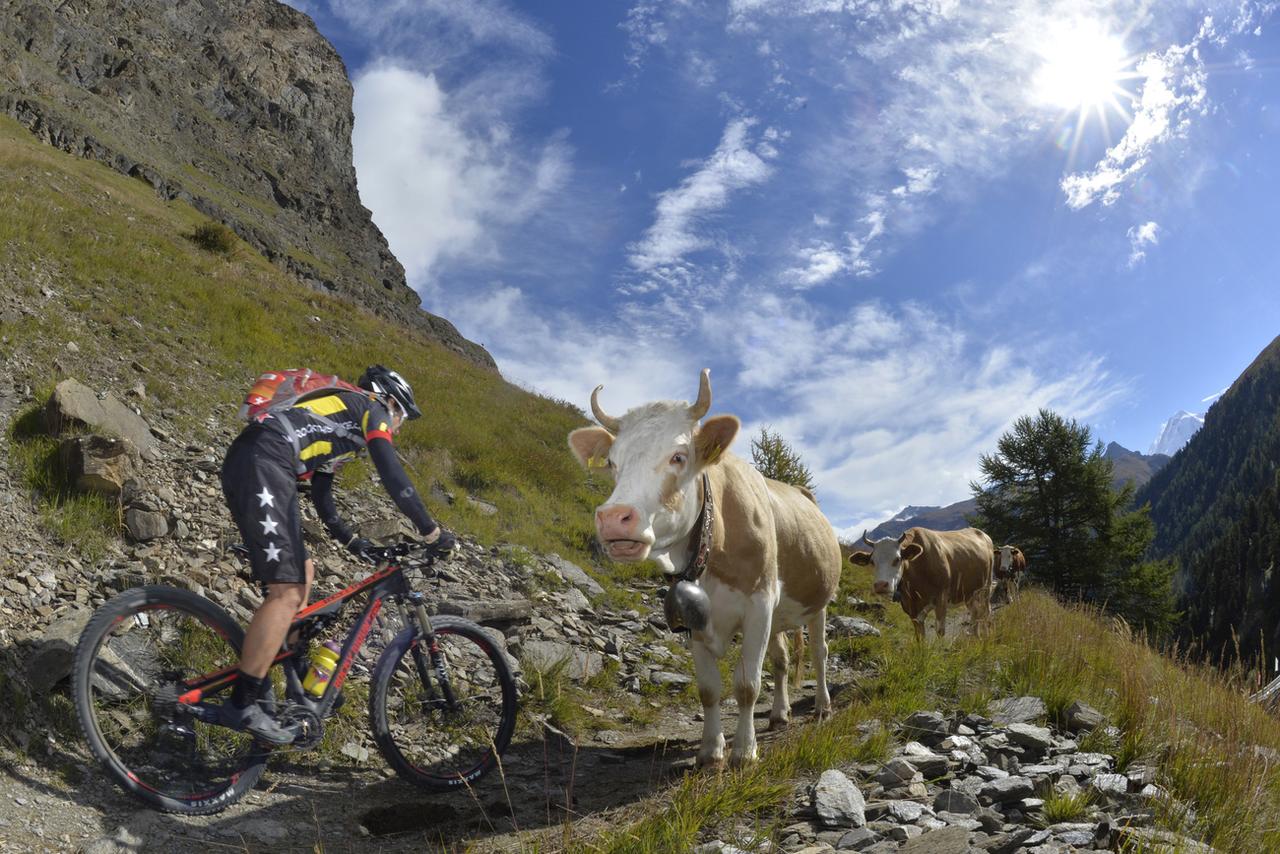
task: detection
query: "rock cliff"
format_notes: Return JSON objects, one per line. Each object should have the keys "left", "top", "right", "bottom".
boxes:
{"left": 0, "top": 0, "right": 494, "bottom": 369}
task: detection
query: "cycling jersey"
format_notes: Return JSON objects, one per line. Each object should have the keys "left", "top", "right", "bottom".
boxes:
{"left": 222, "top": 390, "right": 438, "bottom": 584}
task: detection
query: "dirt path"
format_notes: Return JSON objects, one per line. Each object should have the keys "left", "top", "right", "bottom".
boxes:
{"left": 0, "top": 669, "right": 863, "bottom": 853}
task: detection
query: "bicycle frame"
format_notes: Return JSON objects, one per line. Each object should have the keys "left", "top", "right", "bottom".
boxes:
{"left": 174, "top": 557, "right": 446, "bottom": 727}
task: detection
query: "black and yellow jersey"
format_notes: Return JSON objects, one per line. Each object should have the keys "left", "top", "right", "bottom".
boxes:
{"left": 266, "top": 390, "right": 394, "bottom": 476}
{"left": 251, "top": 390, "right": 437, "bottom": 538}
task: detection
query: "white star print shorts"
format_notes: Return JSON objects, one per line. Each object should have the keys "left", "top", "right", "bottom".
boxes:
{"left": 220, "top": 426, "right": 308, "bottom": 586}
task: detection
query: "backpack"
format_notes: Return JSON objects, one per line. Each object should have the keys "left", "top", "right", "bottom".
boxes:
{"left": 239, "top": 368, "right": 364, "bottom": 423}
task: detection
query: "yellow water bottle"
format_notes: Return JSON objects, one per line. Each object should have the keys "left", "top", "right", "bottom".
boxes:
{"left": 302, "top": 641, "right": 342, "bottom": 697}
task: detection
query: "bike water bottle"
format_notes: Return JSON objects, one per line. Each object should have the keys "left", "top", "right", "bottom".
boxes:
{"left": 302, "top": 641, "right": 342, "bottom": 697}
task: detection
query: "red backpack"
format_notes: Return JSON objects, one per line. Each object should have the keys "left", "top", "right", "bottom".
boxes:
{"left": 238, "top": 368, "right": 364, "bottom": 423}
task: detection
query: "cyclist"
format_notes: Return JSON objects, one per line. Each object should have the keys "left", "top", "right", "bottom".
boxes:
{"left": 218, "top": 365, "right": 456, "bottom": 743}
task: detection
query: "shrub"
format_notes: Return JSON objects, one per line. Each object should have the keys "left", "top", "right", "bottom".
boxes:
{"left": 189, "top": 220, "right": 237, "bottom": 255}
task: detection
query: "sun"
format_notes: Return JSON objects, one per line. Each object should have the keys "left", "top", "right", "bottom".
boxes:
{"left": 1031, "top": 19, "right": 1135, "bottom": 115}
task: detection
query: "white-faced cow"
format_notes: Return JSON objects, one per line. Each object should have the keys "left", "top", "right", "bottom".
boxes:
{"left": 568, "top": 370, "right": 842, "bottom": 768}
{"left": 850, "top": 527, "right": 993, "bottom": 640}
{"left": 991, "top": 544, "right": 1027, "bottom": 606}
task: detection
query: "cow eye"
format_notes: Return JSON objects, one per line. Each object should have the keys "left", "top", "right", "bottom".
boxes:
{"left": 670, "top": 452, "right": 687, "bottom": 466}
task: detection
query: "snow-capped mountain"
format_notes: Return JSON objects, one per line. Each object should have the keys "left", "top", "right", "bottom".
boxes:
{"left": 1149, "top": 410, "right": 1205, "bottom": 456}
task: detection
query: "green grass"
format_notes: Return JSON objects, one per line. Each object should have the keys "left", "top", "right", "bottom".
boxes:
{"left": 0, "top": 113, "right": 614, "bottom": 576}
{"left": 1040, "top": 787, "right": 1094, "bottom": 824}
{"left": 6, "top": 401, "right": 119, "bottom": 561}
{"left": 187, "top": 220, "right": 238, "bottom": 256}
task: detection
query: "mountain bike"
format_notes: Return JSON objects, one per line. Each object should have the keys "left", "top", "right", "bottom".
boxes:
{"left": 71, "top": 542, "right": 518, "bottom": 815}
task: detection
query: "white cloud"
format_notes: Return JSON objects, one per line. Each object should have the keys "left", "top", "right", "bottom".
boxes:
{"left": 705, "top": 296, "right": 1124, "bottom": 526}
{"left": 434, "top": 283, "right": 696, "bottom": 412}
{"left": 628, "top": 117, "right": 776, "bottom": 273}
{"left": 1061, "top": 39, "right": 1209, "bottom": 209}
{"left": 1126, "top": 220, "right": 1161, "bottom": 266}
{"left": 352, "top": 65, "right": 570, "bottom": 285}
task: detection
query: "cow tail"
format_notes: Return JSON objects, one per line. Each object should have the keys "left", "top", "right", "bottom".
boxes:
{"left": 790, "top": 628, "right": 806, "bottom": 689}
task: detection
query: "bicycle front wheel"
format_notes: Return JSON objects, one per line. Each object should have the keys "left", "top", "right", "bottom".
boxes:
{"left": 370, "top": 616, "right": 517, "bottom": 792}
{"left": 71, "top": 585, "right": 271, "bottom": 814}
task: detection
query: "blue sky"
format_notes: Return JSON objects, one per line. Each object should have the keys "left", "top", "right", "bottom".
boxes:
{"left": 285, "top": 0, "right": 1280, "bottom": 535}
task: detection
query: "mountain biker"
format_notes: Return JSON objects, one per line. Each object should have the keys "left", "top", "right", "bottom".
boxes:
{"left": 218, "top": 365, "right": 457, "bottom": 743}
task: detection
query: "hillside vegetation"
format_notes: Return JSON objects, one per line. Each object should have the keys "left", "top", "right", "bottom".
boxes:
{"left": 1137, "top": 335, "right": 1280, "bottom": 662}
{"left": 554, "top": 589, "right": 1280, "bottom": 853}
{"left": 0, "top": 114, "right": 606, "bottom": 566}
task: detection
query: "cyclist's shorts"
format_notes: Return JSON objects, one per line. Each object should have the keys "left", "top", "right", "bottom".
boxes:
{"left": 221, "top": 426, "right": 307, "bottom": 586}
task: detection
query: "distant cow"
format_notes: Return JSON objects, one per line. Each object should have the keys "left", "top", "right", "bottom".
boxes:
{"left": 991, "top": 544, "right": 1027, "bottom": 606}
{"left": 850, "top": 527, "right": 993, "bottom": 640}
{"left": 568, "top": 370, "right": 842, "bottom": 768}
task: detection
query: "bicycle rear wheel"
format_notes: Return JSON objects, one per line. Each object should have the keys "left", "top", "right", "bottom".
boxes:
{"left": 71, "top": 585, "right": 272, "bottom": 814}
{"left": 370, "top": 616, "right": 517, "bottom": 791}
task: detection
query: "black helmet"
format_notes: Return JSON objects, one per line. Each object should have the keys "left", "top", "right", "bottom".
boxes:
{"left": 358, "top": 365, "right": 421, "bottom": 420}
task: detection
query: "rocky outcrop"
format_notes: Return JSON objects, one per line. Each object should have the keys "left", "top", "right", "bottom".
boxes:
{"left": 0, "top": 0, "right": 494, "bottom": 369}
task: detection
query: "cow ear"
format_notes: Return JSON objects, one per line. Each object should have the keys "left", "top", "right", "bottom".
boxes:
{"left": 901, "top": 542, "right": 924, "bottom": 561}
{"left": 568, "top": 427, "right": 615, "bottom": 470}
{"left": 849, "top": 551, "right": 872, "bottom": 566}
{"left": 695, "top": 415, "right": 739, "bottom": 466}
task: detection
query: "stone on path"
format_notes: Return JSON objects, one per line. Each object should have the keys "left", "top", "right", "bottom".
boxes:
{"left": 44, "top": 379, "right": 157, "bottom": 452}
{"left": 812, "top": 769, "right": 866, "bottom": 828}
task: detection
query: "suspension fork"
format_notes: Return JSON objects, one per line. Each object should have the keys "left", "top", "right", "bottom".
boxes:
{"left": 406, "top": 591, "right": 459, "bottom": 709}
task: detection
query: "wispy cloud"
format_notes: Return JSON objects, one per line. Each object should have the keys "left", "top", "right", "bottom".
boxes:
{"left": 701, "top": 294, "right": 1125, "bottom": 525}
{"left": 1061, "top": 34, "right": 1209, "bottom": 209}
{"left": 627, "top": 117, "right": 778, "bottom": 273}
{"left": 1127, "top": 220, "right": 1161, "bottom": 266}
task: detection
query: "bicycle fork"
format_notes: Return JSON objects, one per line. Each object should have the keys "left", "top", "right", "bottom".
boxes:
{"left": 406, "top": 592, "right": 460, "bottom": 711}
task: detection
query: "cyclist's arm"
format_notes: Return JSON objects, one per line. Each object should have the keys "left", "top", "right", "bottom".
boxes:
{"left": 309, "top": 469, "right": 359, "bottom": 547}
{"left": 364, "top": 413, "right": 439, "bottom": 537}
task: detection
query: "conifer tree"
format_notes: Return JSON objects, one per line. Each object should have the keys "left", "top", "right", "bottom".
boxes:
{"left": 972, "top": 409, "right": 1177, "bottom": 635}
{"left": 751, "top": 427, "right": 816, "bottom": 494}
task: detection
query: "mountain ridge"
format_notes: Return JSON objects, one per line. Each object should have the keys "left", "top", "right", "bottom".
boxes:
{"left": 0, "top": 0, "right": 494, "bottom": 369}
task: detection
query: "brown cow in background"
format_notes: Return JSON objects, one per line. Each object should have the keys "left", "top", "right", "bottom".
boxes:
{"left": 850, "top": 527, "right": 994, "bottom": 640}
{"left": 991, "top": 544, "right": 1027, "bottom": 606}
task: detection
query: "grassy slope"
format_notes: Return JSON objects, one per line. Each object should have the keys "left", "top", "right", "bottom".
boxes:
{"left": 0, "top": 114, "right": 610, "bottom": 569}
{"left": 6, "top": 116, "right": 1280, "bottom": 851}
{"left": 554, "top": 583, "right": 1280, "bottom": 853}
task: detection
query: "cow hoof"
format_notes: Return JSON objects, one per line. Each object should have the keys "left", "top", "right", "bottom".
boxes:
{"left": 814, "top": 706, "right": 833, "bottom": 722}
{"left": 728, "top": 751, "right": 758, "bottom": 769}
{"left": 696, "top": 754, "right": 725, "bottom": 771}
{"left": 767, "top": 715, "right": 790, "bottom": 732}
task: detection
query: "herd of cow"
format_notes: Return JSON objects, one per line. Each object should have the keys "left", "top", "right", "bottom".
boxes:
{"left": 568, "top": 370, "right": 1029, "bottom": 769}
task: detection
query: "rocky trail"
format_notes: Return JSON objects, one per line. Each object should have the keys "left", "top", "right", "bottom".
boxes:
{"left": 0, "top": 377, "right": 1216, "bottom": 853}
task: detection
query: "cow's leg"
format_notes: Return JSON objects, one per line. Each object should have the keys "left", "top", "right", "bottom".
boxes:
{"left": 690, "top": 637, "right": 725, "bottom": 768}
{"left": 934, "top": 596, "right": 948, "bottom": 639}
{"left": 766, "top": 630, "right": 790, "bottom": 731}
{"left": 730, "top": 595, "right": 772, "bottom": 768}
{"left": 970, "top": 588, "right": 992, "bottom": 637}
{"left": 806, "top": 608, "right": 831, "bottom": 720}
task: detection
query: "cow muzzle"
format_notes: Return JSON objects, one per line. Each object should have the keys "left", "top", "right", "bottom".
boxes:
{"left": 662, "top": 580, "right": 710, "bottom": 632}
{"left": 595, "top": 503, "right": 652, "bottom": 561}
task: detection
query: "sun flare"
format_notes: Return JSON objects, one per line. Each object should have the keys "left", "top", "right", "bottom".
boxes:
{"left": 1031, "top": 19, "right": 1134, "bottom": 113}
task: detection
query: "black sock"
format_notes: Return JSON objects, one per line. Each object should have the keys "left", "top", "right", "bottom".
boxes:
{"left": 231, "top": 670, "right": 264, "bottom": 709}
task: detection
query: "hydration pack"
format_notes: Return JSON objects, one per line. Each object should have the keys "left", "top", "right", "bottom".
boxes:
{"left": 238, "top": 368, "right": 364, "bottom": 423}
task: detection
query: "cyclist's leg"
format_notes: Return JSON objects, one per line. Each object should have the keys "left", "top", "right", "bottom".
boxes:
{"left": 219, "top": 431, "right": 306, "bottom": 742}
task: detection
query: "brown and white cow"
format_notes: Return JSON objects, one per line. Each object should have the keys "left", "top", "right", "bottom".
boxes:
{"left": 991, "top": 544, "right": 1027, "bottom": 606}
{"left": 850, "top": 527, "right": 993, "bottom": 640}
{"left": 568, "top": 370, "right": 842, "bottom": 768}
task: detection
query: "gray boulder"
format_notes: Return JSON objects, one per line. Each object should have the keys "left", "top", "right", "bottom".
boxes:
{"left": 989, "top": 696, "right": 1046, "bottom": 725}
{"left": 546, "top": 554, "right": 606, "bottom": 597}
{"left": 59, "top": 434, "right": 137, "bottom": 497}
{"left": 125, "top": 508, "right": 169, "bottom": 542}
{"left": 828, "top": 615, "right": 881, "bottom": 638}
{"left": 812, "top": 768, "right": 866, "bottom": 828}
{"left": 1065, "top": 700, "right": 1104, "bottom": 732}
{"left": 27, "top": 608, "right": 92, "bottom": 692}
{"left": 44, "top": 379, "right": 157, "bottom": 452}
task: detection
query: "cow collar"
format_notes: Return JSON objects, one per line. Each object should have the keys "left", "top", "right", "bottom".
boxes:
{"left": 677, "top": 472, "right": 714, "bottom": 583}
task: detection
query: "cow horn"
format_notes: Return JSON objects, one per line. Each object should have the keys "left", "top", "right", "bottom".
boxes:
{"left": 861, "top": 529, "right": 874, "bottom": 546}
{"left": 688, "top": 368, "right": 712, "bottom": 420}
{"left": 590, "top": 385, "right": 621, "bottom": 432}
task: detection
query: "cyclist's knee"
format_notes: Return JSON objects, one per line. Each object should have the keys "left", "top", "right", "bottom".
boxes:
{"left": 265, "top": 582, "right": 307, "bottom": 609}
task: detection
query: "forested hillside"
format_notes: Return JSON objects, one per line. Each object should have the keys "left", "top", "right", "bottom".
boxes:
{"left": 1138, "top": 335, "right": 1280, "bottom": 659}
